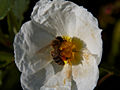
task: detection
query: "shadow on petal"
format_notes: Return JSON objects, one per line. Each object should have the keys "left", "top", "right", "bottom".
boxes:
{"left": 21, "top": 64, "right": 54, "bottom": 90}
{"left": 71, "top": 79, "right": 77, "bottom": 90}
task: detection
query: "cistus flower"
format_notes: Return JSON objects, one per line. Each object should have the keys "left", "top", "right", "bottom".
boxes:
{"left": 14, "top": 0, "right": 102, "bottom": 90}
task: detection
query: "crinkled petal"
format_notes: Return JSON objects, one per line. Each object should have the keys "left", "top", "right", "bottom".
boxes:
{"left": 72, "top": 49, "right": 99, "bottom": 90}
{"left": 21, "top": 64, "right": 54, "bottom": 90}
{"left": 31, "top": 0, "right": 102, "bottom": 64}
{"left": 71, "top": 6, "right": 102, "bottom": 65}
{"left": 14, "top": 21, "right": 55, "bottom": 74}
{"left": 31, "top": 0, "right": 78, "bottom": 37}
{"left": 40, "top": 63, "right": 72, "bottom": 90}
{"left": 14, "top": 0, "right": 102, "bottom": 90}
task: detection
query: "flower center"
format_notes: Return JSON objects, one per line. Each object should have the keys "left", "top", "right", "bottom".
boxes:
{"left": 51, "top": 36, "right": 83, "bottom": 65}
{"left": 59, "top": 36, "right": 75, "bottom": 64}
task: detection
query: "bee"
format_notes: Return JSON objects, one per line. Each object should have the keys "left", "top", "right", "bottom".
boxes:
{"left": 51, "top": 36, "right": 65, "bottom": 65}
{"left": 36, "top": 36, "right": 65, "bottom": 65}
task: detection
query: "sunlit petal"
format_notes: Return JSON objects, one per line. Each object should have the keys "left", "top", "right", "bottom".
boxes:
{"left": 31, "top": 0, "right": 79, "bottom": 37}
{"left": 14, "top": 0, "right": 102, "bottom": 90}
{"left": 31, "top": 0, "right": 102, "bottom": 65}
{"left": 14, "top": 21, "right": 54, "bottom": 74}
{"left": 72, "top": 49, "right": 99, "bottom": 90}
{"left": 40, "top": 63, "right": 72, "bottom": 90}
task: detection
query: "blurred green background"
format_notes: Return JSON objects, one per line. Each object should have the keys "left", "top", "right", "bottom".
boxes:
{"left": 0, "top": 0, "right": 120, "bottom": 90}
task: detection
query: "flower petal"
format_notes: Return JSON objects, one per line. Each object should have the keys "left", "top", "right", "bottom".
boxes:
{"left": 72, "top": 49, "right": 99, "bottom": 90}
{"left": 40, "top": 63, "right": 72, "bottom": 90}
{"left": 31, "top": 0, "right": 102, "bottom": 64}
{"left": 14, "top": 21, "right": 55, "bottom": 74}
{"left": 31, "top": 0, "right": 78, "bottom": 37}
{"left": 65, "top": 6, "right": 102, "bottom": 65}
{"left": 21, "top": 64, "right": 54, "bottom": 90}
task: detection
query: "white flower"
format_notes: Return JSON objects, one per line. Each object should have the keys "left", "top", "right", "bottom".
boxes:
{"left": 14, "top": 0, "right": 102, "bottom": 90}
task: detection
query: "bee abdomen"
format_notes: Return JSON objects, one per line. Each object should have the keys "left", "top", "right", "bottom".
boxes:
{"left": 53, "top": 56, "right": 65, "bottom": 65}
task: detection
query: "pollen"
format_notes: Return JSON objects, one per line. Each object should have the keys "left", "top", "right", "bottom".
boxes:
{"left": 59, "top": 36, "right": 83, "bottom": 65}
{"left": 51, "top": 36, "right": 83, "bottom": 65}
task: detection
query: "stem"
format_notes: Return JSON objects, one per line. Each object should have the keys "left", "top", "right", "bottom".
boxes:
{"left": 98, "top": 72, "right": 114, "bottom": 86}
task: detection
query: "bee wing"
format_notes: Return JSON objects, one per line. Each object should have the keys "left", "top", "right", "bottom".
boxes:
{"left": 36, "top": 44, "right": 51, "bottom": 54}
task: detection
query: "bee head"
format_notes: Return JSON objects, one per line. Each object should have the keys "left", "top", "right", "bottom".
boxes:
{"left": 56, "top": 36, "right": 64, "bottom": 42}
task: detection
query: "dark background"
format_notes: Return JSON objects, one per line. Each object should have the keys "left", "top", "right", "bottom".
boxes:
{"left": 0, "top": 0, "right": 120, "bottom": 90}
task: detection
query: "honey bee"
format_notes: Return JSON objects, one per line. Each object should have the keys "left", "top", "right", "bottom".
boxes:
{"left": 51, "top": 36, "right": 65, "bottom": 65}
{"left": 36, "top": 36, "right": 65, "bottom": 65}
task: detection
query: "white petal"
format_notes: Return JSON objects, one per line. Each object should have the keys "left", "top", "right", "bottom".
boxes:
{"left": 40, "top": 63, "right": 72, "bottom": 90}
{"left": 21, "top": 64, "right": 54, "bottom": 90}
{"left": 31, "top": 0, "right": 102, "bottom": 64}
{"left": 14, "top": 21, "right": 55, "bottom": 74}
{"left": 31, "top": 0, "right": 79, "bottom": 37}
{"left": 72, "top": 49, "right": 99, "bottom": 90}
{"left": 66, "top": 6, "right": 102, "bottom": 65}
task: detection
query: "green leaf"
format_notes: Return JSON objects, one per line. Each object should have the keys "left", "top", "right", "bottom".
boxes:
{"left": 0, "top": 28, "right": 10, "bottom": 48}
{"left": 12, "top": 0, "right": 30, "bottom": 30}
{"left": 108, "top": 20, "right": 120, "bottom": 64}
{"left": 7, "top": 0, "right": 30, "bottom": 41}
{"left": 7, "top": 12, "right": 18, "bottom": 41}
{"left": 0, "top": 0, "right": 14, "bottom": 20}
{"left": 111, "top": 20, "right": 120, "bottom": 57}
{"left": 12, "top": 0, "right": 30, "bottom": 18}
{"left": 0, "top": 51, "right": 13, "bottom": 69}
{"left": 0, "top": 63, "right": 21, "bottom": 90}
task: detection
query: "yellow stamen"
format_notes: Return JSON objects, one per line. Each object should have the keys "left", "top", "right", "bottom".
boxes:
{"left": 59, "top": 36, "right": 76, "bottom": 65}
{"left": 59, "top": 36, "right": 83, "bottom": 65}
{"left": 62, "top": 36, "right": 72, "bottom": 42}
{"left": 64, "top": 60, "right": 68, "bottom": 64}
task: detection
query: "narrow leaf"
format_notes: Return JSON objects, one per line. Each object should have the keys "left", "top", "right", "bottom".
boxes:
{"left": 108, "top": 20, "right": 120, "bottom": 64}
{"left": 0, "top": 0, "right": 14, "bottom": 20}
{"left": 12, "top": 0, "right": 30, "bottom": 30}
